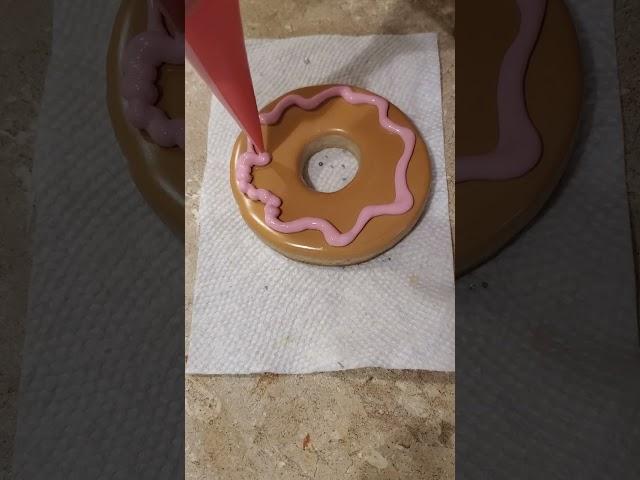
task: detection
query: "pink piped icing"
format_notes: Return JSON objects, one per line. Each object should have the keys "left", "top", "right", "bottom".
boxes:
{"left": 456, "top": 0, "right": 546, "bottom": 182}
{"left": 121, "top": 0, "right": 185, "bottom": 150}
{"left": 236, "top": 85, "right": 416, "bottom": 247}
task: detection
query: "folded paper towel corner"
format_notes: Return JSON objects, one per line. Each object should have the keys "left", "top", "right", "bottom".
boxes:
{"left": 187, "top": 34, "right": 455, "bottom": 375}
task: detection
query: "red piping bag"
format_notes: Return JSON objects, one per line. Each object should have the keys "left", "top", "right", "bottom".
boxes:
{"left": 185, "top": 0, "right": 264, "bottom": 152}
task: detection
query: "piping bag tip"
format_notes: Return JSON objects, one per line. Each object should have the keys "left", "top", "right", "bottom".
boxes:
{"left": 185, "top": 0, "right": 264, "bottom": 154}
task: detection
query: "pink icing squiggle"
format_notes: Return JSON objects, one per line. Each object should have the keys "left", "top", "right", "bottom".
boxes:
{"left": 236, "top": 85, "right": 416, "bottom": 247}
{"left": 456, "top": 0, "right": 546, "bottom": 182}
{"left": 121, "top": 0, "right": 185, "bottom": 150}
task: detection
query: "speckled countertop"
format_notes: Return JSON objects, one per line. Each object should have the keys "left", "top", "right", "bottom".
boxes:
{"left": 3, "top": 0, "right": 639, "bottom": 478}
{"left": 185, "top": 2, "right": 455, "bottom": 478}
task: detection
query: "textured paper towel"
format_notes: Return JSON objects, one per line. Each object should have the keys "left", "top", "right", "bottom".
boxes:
{"left": 456, "top": 0, "right": 640, "bottom": 478}
{"left": 188, "top": 34, "right": 455, "bottom": 374}
{"left": 13, "top": 1, "right": 183, "bottom": 478}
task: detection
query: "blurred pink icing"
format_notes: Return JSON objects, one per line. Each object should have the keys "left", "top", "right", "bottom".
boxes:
{"left": 236, "top": 85, "right": 416, "bottom": 247}
{"left": 456, "top": 0, "right": 546, "bottom": 182}
{"left": 121, "top": 0, "right": 185, "bottom": 149}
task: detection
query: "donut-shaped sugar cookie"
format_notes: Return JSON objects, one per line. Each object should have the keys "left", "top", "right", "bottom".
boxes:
{"left": 230, "top": 85, "right": 431, "bottom": 265}
{"left": 107, "top": 0, "right": 185, "bottom": 237}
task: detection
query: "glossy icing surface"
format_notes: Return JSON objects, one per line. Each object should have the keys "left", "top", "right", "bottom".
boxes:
{"left": 122, "top": 0, "right": 185, "bottom": 149}
{"left": 236, "top": 86, "right": 415, "bottom": 247}
{"left": 107, "top": 0, "right": 185, "bottom": 236}
{"left": 456, "top": 0, "right": 546, "bottom": 182}
{"left": 455, "top": 0, "right": 582, "bottom": 275}
{"left": 230, "top": 85, "right": 431, "bottom": 265}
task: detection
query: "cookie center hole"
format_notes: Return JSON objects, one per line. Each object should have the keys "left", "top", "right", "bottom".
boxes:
{"left": 303, "top": 144, "right": 359, "bottom": 193}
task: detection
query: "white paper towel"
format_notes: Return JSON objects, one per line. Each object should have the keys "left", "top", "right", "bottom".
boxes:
{"left": 187, "top": 34, "right": 455, "bottom": 374}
